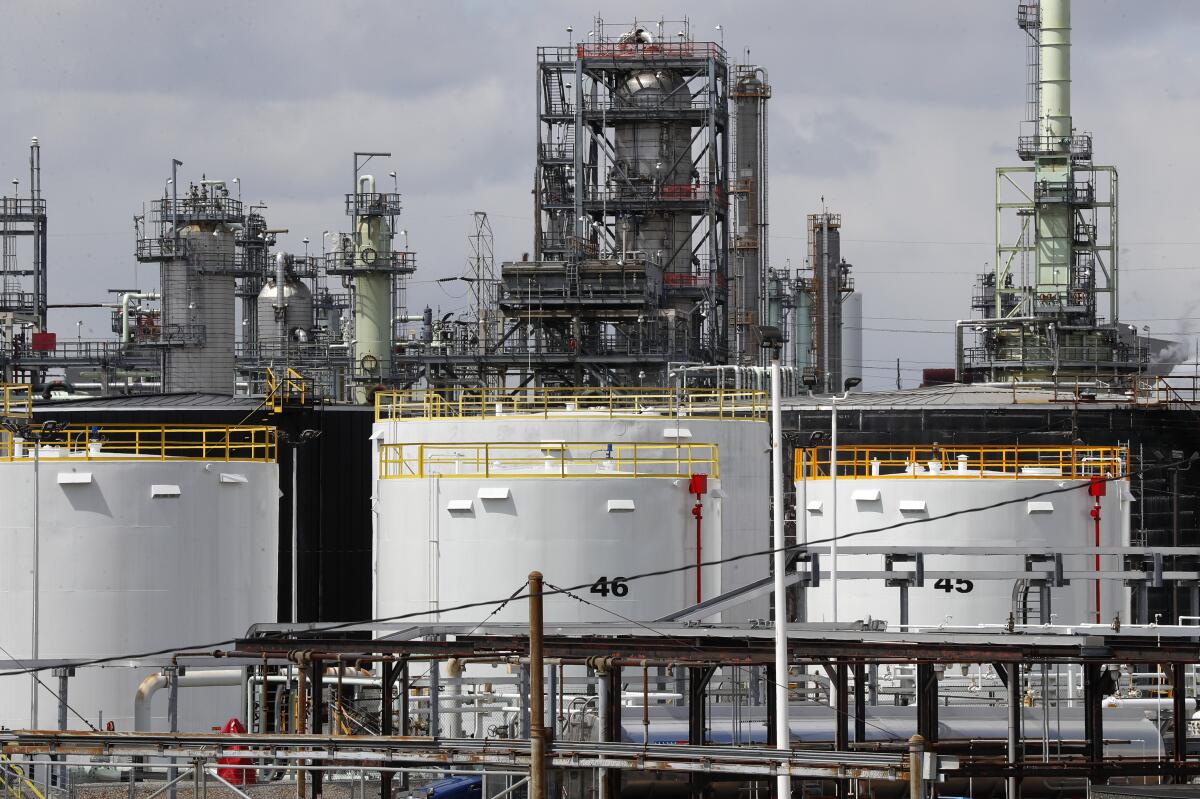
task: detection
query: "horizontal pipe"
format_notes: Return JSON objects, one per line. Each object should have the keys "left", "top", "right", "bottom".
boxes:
{"left": 134, "top": 669, "right": 243, "bottom": 732}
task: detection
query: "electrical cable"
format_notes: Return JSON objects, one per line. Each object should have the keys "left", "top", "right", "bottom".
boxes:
{"left": 0, "top": 456, "right": 1186, "bottom": 680}
{"left": 0, "top": 641, "right": 98, "bottom": 731}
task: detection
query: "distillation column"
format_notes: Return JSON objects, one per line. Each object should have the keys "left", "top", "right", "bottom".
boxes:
{"left": 731, "top": 67, "right": 770, "bottom": 363}
{"left": 1034, "top": 0, "right": 1073, "bottom": 308}
{"left": 158, "top": 181, "right": 238, "bottom": 394}
{"left": 352, "top": 175, "right": 393, "bottom": 402}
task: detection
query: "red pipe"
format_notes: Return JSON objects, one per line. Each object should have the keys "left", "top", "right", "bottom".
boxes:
{"left": 692, "top": 496, "right": 703, "bottom": 603}
{"left": 1093, "top": 499, "right": 1102, "bottom": 623}
{"left": 1088, "top": 476, "right": 1106, "bottom": 624}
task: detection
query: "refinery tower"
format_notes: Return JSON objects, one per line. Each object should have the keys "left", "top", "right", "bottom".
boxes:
{"left": 957, "top": 0, "right": 1145, "bottom": 384}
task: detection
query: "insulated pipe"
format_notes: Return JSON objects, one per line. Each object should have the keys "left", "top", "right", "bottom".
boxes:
{"left": 134, "top": 669, "right": 243, "bottom": 731}
{"left": 275, "top": 251, "right": 288, "bottom": 318}
{"left": 120, "top": 292, "right": 160, "bottom": 344}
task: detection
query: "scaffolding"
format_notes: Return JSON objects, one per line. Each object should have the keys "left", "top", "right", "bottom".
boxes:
{"left": 0, "top": 140, "right": 48, "bottom": 382}
{"left": 496, "top": 17, "right": 731, "bottom": 386}
{"left": 958, "top": 1, "right": 1144, "bottom": 385}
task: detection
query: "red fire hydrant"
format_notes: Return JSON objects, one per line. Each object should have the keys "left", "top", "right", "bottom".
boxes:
{"left": 216, "top": 717, "right": 256, "bottom": 785}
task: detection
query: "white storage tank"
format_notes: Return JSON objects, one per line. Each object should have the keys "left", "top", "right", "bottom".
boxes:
{"left": 0, "top": 423, "right": 279, "bottom": 731}
{"left": 372, "top": 388, "right": 769, "bottom": 625}
{"left": 797, "top": 444, "right": 1131, "bottom": 627}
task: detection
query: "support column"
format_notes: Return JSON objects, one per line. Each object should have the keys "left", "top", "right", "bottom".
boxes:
{"left": 853, "top": 662, "right": 867, "bottom": 743}
{"left": 400, "top": 658, "right": 410, "bottom": 791}
{"left": 1006, "top": 665, "right": 1021, "bottom": 799}
{"left": 917, "top": 664, "right": 938, "bottom": 743}
{"left": 1083, "top": 663, "right": 1105, "bottom": 785}
{"left": 310, "top": 657, "right": 323, "bottom": 799}
{"left": 688, "top": 666, "right": 714, "bottom": 799}
{"left": 529, "top": 571, "right": 546, "bottom": 799}
{"left": 381, "top": 659, "right": 394, "bottom": 799}
{"left": 833, "top": 663, "right": 849, "bottom": 751}
{"left": 834, "top": 662, "right": 849, "bottom": 799}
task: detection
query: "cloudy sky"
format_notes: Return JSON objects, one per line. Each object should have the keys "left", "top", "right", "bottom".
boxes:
{"left": 2, "top": 0, "right": 1198, "bottom": 388}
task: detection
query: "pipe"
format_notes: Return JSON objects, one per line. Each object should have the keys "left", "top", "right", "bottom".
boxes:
{"left": 770, "top": 360, "right": 791, "bottom": 799}
{"left": 274, "top": 252, "right": 288, "bottom": 341}
{"left": 134, "top": 669, "right": 243, "bottom": 731}
{"left": 692, "top": 491, "right": 703, "bottom": 604}
{"left": 119, "top": 292, "right": 160, "bottom": 344}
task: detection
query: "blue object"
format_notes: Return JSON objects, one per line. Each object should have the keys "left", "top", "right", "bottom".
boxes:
{"left": 417, "top": 776, "right": 482, "bottom": 799}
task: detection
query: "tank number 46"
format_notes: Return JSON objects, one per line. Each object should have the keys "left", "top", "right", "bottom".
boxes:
{"left": 590, "top": 577, "right": 630, "bottom": 597}
{"left": 933, "top": 578, "right": 974, "bottom": 594}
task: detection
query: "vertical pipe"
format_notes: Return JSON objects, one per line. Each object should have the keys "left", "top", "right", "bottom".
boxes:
{"left": 430, "top": 658, "right": 441, "bottom": 738}
{"left": 296, "top": 662, "right": 307, "bottom": 799}
{"left": 30, "top": 443, "right": 39, "bottom": 729}
{"left": 770, "top": 360, "right": 791, "bottom": 799}
{"left": 831, "top": 396, "right": 840, "bottom": 622}
{"left": 528, "top": 571, "right": 546, "bottom": 799}
{"left": 446, "top": 659, "right": 463, "bottom": 739}
{"left": 168, "top": 667, "right": 179, "bottom": 799}
{"left": 548, "top": 662, "right": 558, "bottom": 736}
{"left": 597, "top": 661, "right": 611, "bottom": 799}
{"left": 1174, "top": 661, "right": 1187, "bottom": 777}
{"left": 798, "top": 448, "right": 808, "bottom": 622}
{"left": 908, "top": 735, "right": 925, "bottom": 799}
{"left": 292, "top": 445, "right": 299, "bottom": 623}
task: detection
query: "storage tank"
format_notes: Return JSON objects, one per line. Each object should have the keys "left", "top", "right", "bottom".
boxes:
{"left": 0, "top": 423, "right": 278, "bottom": 731}
{"left": 797, "top": 444, "right": 1130, "bottom": 627}
{"left": 372, "top": 388, "right": 769, "bottom": 624}
{"left": 256, "top": 274, "right": 314, "bottom": 352}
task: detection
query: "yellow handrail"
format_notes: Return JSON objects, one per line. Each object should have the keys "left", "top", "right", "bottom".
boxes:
{"left": 0, "top": 424, "right": 278, "bottom": 463}
{"left": 265, "top": 368, "right": 307, "bottom": 413}
{"left": 375, "top": 387, "right": 766, "bottom": 421}
{"left": 794, "top": 444, "right": 1127, "bottom": 481}
{"left": 379, "top": 441, "right": 718, "bottom": 480}
{"left": 0, "top": 384, "right": 32, "bottom": 419}
{"left": 0, "top": 753, "right": 46, "bottom": 799}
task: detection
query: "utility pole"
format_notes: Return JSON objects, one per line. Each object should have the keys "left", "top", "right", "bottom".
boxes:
{"left": 528, "top": 571, "right": 546, "bottom": 799}
{"left": 897, "top": 358, "right": 901, "bottom": 390}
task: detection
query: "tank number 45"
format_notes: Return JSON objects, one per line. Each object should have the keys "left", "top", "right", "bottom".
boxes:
{"left": 933, "top": 578, "right": 974, "bottom": 594}
{"left": 590, "top": 577, "right": 630, "bottom": 597}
